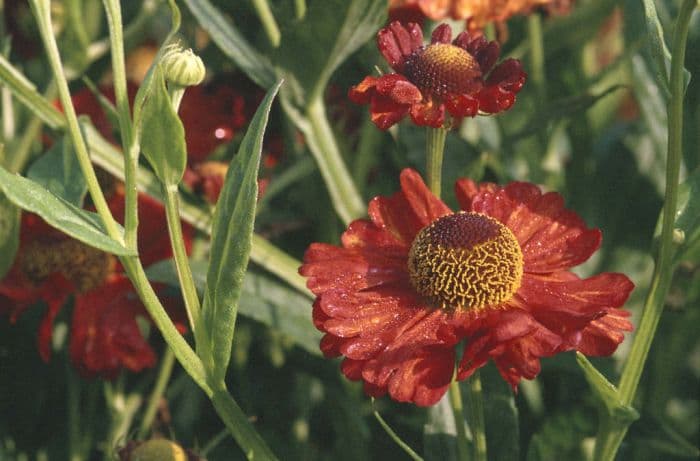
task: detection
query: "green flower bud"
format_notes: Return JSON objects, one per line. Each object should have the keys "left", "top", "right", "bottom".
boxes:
{"left": 127, "top": 439, "right": 187, "bottom": 461}
{"left": 161, "top": 44, "right": 205, "bottom": 87}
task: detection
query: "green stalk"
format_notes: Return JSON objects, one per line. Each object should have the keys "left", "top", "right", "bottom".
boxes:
{"left": 294, "top": 0, "right": 307, "bottom": 19}
{"left": 372, "top": 399, "right": 424, "bottom": 461}
{"left": 448, "top": 378, "right": 472, "bottom": 461}
{"left": 29, "top": 0, "right": 122, "bottom": 242}
{"left": 102, "top": 0, "right": 138, "bottom": 250}
{"left": 306, "top": 96, "right": 365, "bottom": 224}
{"left": 593, "top": 1, "right": 697, "bottom": 459}
{"left": 210, "top": 384, "right": 279, "bottom": 460}
{"left": 464, "top": 372, "right": 487, "bottom": 461}
{"left": 251, "top": 0, "right": 281, "bottom": 47}
{"left": 138, "top": 348, "right": 176, "bottom": 438}
{"left": 163, "top": 184, "right": 202, "bottom": 334}
{"left": 426, "top": 127, "right": 447, "bottom": 196}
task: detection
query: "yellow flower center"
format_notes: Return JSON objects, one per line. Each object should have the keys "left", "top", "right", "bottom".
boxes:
{"left": 21, "top": 240, "right": 114, "bottom": 293}
{"left": 404, "top": 43, "right": 482, "bottom": 96}
{"left": 407, "top": 212, "right": 523, "bottom": 311}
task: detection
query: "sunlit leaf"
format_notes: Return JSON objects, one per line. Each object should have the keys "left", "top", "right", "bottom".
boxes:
{"left": 27, "top": 135, "right": 87, "bottom": 207}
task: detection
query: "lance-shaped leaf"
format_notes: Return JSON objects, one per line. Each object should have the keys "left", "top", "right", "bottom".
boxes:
{"left": 27, "top": 135, "right": 87, "bottom": 207}
{"left": 138, "top": 65, "right": 187, "bottom": 186}
{"left": 201, "top": 80, "right": 282, "bottom": 381}
{"left": 0, "top": 166, "right": 132, "bottom": 256}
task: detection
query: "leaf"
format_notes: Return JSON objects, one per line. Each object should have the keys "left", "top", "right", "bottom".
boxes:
{"left": 201, "top": 80, "right": 283, "bottom": 381}
{"left": 576, "top": 353, "right": 639, "bottom": 424}
{"left": 138, "top": 65, "right": 187, "bottom": 186}
{"left": 481, "top": 365, "right": 519, "bottom": 461}
{"left": 273, "top": 0, "right": 386, "bottom": 102}
{"left": 181, "top": 0, "right": 276, "bottom": 89}
{"left": 0, "top": 193, "right": 20, "bottom": 279}
{"left": 0, "top": 166, "right": 133, "bottom": 256}
{"left": 27, "top": 136, "right": 87, "bottom": 207}
{"left": 628, "top": 411, "right": 700, "bottom": 459}
{"left": 653, "top": 167, "right": 700, "bottom": 264}
{"left": 423, "top": 394, "right": 459, "bottom": 461}
{"left": 147, "top": 260, "right": 321, "bottom": 356}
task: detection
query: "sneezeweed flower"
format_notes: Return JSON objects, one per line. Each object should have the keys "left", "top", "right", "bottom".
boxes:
{"left": 300, "top": 169, "right": 633, "bottom": 406}
{"left": 349, "top": 22, "right": 526, "bottom": 129}
{"left": 0, "top": 186, "right": 191, "bottom": 378}
{"left": 388, "top": 0, "right": 573, "bottom": 30}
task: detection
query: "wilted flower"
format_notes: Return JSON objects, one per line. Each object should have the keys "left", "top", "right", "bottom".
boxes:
{"left": 349, "top": 22, "right": 526, "bottom": 129}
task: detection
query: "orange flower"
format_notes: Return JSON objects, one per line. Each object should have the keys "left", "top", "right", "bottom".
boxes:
{"left": 349, "top": 22, "right": 526, "bottom": 129}
{"left": 300, "top": 169, "right": 633, "bottom": 406}
{"left": 389, "top": 0, "right": 570, "bottom": 29}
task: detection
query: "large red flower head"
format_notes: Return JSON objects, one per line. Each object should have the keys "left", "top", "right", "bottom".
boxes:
{"left": 349, "top": 22, "right": 526, "bottom": 129}
{"left": 300, "top": 169, "right": 633, "bottom": 406}
{"left": 0, "top": 188, "right": 191, "bottom": 378}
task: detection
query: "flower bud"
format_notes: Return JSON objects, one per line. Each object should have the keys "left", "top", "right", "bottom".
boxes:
{"left": 120, "top": 439, "right": 188, "bottom": 461}
{"left": 161, "top": 45, "right": 205, "bottom": 87}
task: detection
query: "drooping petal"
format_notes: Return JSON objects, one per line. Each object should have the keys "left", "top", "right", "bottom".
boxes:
{"left": 409, "top": 98, "right": 446, "bottom": 127}
{"left": 378, "top": 21, "right": 424, "bottom": 72}
{"left": 565, "top": 309, "right": 633, "bottom": 356}
{"left": 348, "top": 76, "right": 380, "bottom": 104}
{"left": 444, "top": 93, "right": 479, "bottom": 117}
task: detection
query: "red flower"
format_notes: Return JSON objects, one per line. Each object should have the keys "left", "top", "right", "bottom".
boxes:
{"left": 349, "top": 22, "right": 526, "bottom": 129}
{"left": 0, "top": 188, "right": 191, "bottom": 378}
{"left": 300, "top": 169, "right": 633, "bottom": 406}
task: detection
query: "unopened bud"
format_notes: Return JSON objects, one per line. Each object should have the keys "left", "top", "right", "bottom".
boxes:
{"left": 161, "top": 45, "right": 205, "bottom": 87}
{"left": 122, "top": 439, "right": 187, "bottom": 461}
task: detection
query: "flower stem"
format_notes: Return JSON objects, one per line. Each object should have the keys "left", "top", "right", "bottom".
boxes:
{"left": 164, "top": 178, "right": 202, "bottom": 335}
{"left": 139, "top": 347, "right": 176, "bottom": 438}
{"left": 306, "top": 96, "right": 365, "bottom": 224}
{"left": 294, "top": 0, "right": 307, "bottom": 19}
{"left": 29, "top": 0, "right": 122, "bottom": 243}
{"left": 426, "top": 127, "right": 447, "bottom": 197}
{"left": 593, "top": 1, "right": 697, "bottom": 459}
{"left": 448, "top": 378, "right": 472, "bottom": 461}
{"left": 527, "top": 13, "right": 546, "bottom": 102}
{"left": 464, "top": 371, "right": 487, "bottom": 461}
{"left": 251, "top": 0, "right": 281, "bottom": 47}
{"left": 371, "top": 399, "right": 424, "bottom": 461}
{"left": 102, "top": 0, "right": 139, "bottom": 251}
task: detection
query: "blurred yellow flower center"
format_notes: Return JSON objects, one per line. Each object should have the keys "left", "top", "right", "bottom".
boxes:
{"left": 407, "top": 212, "right": 523, "bottom": 311}
{"left": 21, "top": 240, "right": 114, "bottom": 292}
{"left": 404, "top": 43, "right": 482, "bottom": 96}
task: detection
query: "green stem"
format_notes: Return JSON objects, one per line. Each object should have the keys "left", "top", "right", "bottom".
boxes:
{"left": 210, "top": 384, "right": 279, "bottom": 461}
{"left": 251, "top": 0, "right": 281, "bottom": 47}
{"left": 28, "top": 0, "right": 122, "bottom": 242}
{"left": 102, "top": 0, "right": 138, "bottom": 250}
{"left": 464, "top": 372, "right": 487, "bottom": 461}
{"left": 426, "top": 127, "right": 447, "bottom": 197}
{"left": 305, "top": 96, "right": 365, "bottom": 224}
{"left": 163, "top": 184, "right": 202, "bottom": 334}
{"left": 527, "top": 14, "right": 546, "bottom": 100}
{"left": 594, "top": 1, "right": 697, "bottom": 459}
{"left": 448, "top": 378, "right": 472, "bottom": 461}
{"left": 371, "top": 399, "right": 424, "bottom": 461}
{"left": 139, "top": 348, "right": 176, "bottom": 438}
{"left": 294, "top": 0, "right": 307, "bottom": 19}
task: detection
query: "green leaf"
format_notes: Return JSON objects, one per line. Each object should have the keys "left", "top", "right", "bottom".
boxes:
{"left": 138, "top": 65, "right": 187, "bottom": 186}
{"left": 576, "top": 353, "right": 639, "bottom": 424}
{"left": 0, "top": 193, "right": 20, "bottom": 279}
{"left": 630, "top": 412, "right": 700, "bottom": 459}
{"left": 423, "top": 395, "right": 458, "bottom": 461}
{"left": 201, "top": 80, "right": 283, "bottom": 381}
{"left": 181, "top": 0, "right": 276, "bottom": 89}
{"left": 0, "top": 167, "right": 133, "bottom": 256}
{"left": 653, "top": 168, "right": 700, "bottom": 264}
{"left": 481, "top": 365, "right": 519, "bottom": 461}
{"left": 27, "top": 136, "right": 87, "bottom": 207}
{"left": 147, "top": 260, "right": 321, "bottom": 355}
{"left": 274, "top": 0, "right": 386, "bottom": 102}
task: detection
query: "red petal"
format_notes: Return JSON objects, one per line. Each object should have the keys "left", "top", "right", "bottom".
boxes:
{"left": 444, "top": 93, "right": 480, "bottom": 117}
{"left": 487, "top": 59, "right": 527, "bottom": 92}
{"left": 470, "top": 183, "right": 603, "bottom": 272}
{"left": 454, "top": 178, "right": 498, "bottom": 210}
{"left": 369, "top": 94, "right": 411, "bottom": 130}
{"left": 409, "top": 98, "right": 445, "bottom": 128}
{"left": 569, "top": 309, "right": 633, "bottom": 356}
{"left": 300, "top": 243, "right": 409, "bottom": 295}
{"left": 341, "top": 219, "right": 407, "bottom": 251}
{"left": 349, "top": 76, "right": 379, "bottom": 104}
{"left": 431, "top": 23, "right": 452, "bottom": 44}
{"left": 375, "top": 74, "right": 423, "bottom": 104}
{"left": 378, "top": 21, "right": 424, "bottom": 72}
{"left": 368, "top": 168, "right": 451, "bottom": 244}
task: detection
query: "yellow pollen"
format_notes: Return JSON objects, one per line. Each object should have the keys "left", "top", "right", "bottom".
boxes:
{"left": 407, "top": 212, "right": 523, "bottom": 311}
{"left": 21, "top": 240, "right": 114, "bottom": 292}
{"left": 404, "top": 43, "right": 482, "bottom": 96}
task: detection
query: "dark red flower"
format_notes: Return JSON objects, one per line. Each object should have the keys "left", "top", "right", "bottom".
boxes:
{"left": 349, "top": 22, "right": 526, "bottom": 129}
{"left": 300, "top": 169, "right": 633, "bottom": 406}
{"left": 0, "top": 187, "right": 191, "bottom": 378}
